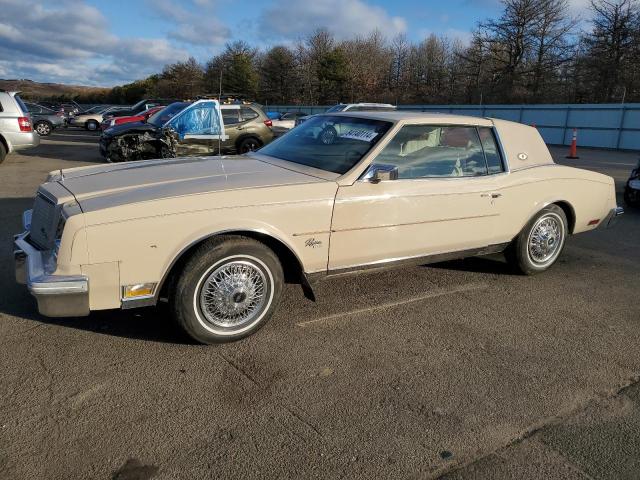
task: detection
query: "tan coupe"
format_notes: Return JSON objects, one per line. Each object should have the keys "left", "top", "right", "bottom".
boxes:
{"left": 14, "top": 111, "right": 622, "bottom": 343}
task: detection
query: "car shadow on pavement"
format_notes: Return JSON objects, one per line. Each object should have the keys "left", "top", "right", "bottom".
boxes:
{"left": 0, "top": 197, "right": 191, "bottom": 344}
{"left": 18, "top": 144, "right": 104, "bottom": 163}
{"left": 427, "top": 255, "right": 520, "bottom": 276}
{"left": 48, "top": 130, "right": 102, "bottom": 143}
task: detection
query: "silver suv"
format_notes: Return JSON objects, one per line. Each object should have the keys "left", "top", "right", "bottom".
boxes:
{"left": 0, "top": 90, "right": 40, "bottom": 163}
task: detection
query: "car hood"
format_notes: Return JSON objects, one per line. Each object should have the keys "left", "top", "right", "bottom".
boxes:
{"left": 102, "top": 121, "right": 151, "bottom": 137}
{"left": 51, "top": 154, "right": 328, "bottom": 213}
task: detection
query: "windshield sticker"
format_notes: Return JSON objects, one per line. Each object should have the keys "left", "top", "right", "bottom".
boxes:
{"left": 339, "top": 128, "right": 379, "bottom": 142}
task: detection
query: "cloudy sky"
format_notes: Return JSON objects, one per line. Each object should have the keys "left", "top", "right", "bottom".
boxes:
{"left": 0, "top": 0, "right": 591, "bottom": 87}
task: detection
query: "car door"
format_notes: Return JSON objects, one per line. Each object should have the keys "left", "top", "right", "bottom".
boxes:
{"left": 328, "top": 124, "right": 504, "bottom": 270}
{"left": 167, "top": 101, "right": 227, "bottom": 157}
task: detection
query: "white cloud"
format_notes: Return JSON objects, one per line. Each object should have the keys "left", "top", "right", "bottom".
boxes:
{"left": 0, "top": 0, "right": 192, "bottom": 86}
{"left": 259, "top": 0, "right": 407, "bottom": 41}
{"left": 153, "top": 0, "right": 230, "bottom": 47}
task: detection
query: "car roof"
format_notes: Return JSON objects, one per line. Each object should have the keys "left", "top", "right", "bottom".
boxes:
{"left": 327, "top": 110, "right": 494, "bottom": 126}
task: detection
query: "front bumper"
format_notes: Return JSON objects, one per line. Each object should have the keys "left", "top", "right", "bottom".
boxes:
{"left": 600, "top": 206, "right": 624, "bottom": 229}
{"left": 14, "top": 214, "right": 89, "bottom": 317}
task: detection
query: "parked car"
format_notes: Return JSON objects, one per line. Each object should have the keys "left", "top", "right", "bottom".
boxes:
{"left": 24, "top": 102, "right": 65, "bottom": 136}
{"left": 100, "top": 105, "right": 164, "bottom": 131}
{"left": 295, "top": 103, "right": 396, "bottom": 127}
{"left": 100, "top": 101, "right": 273, "bottom": 162}
{"left": 624, "top": 158, "right": 640, "bottom": 207}
{"left": 106, "top": 98, "right": 180, "bottom": 119}
{"left": 271, "top": 111, "right": 307, "bottom": 135}
{"left": 69, "top": 106, "right": 122, "bottom": 131}
{"left": 0, "top": 90, "right": 39, "bottom": 163}
{"left": 14, "top": 111, "right": 622, "bottom": 343}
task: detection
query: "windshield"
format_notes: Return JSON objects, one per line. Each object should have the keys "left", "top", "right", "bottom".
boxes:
{"left": 149, "top": 102, "right": 190, "bottom": 127}
{"left": 259, "top": 115, "right": 392, "bottom": 174}
{"left": 325, "top": 104, "right": 346, "bottom": 113}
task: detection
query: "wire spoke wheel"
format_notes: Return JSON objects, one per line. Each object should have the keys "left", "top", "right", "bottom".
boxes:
{"left": 198, "top": 259, "right": 268, "bottom": 330}
{"left": 527, "top": 213, "right": 564, "bottom": 266}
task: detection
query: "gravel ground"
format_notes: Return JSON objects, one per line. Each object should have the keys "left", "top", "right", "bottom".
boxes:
{"left": 0, "top": 130, "right": 638, "bottom": 480}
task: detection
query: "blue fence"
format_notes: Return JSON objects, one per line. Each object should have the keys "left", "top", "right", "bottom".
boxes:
{"left": 265, "top": 103, "right": 640, "bottom": 151}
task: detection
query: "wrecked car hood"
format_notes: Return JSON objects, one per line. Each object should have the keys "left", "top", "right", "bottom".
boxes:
{"left": 51, "top": 155, "right": 329, "bottom": 213}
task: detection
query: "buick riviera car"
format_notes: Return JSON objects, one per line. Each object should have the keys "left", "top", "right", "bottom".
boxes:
{"left": 14, "top": 112, "right": 622, "bottom": 344}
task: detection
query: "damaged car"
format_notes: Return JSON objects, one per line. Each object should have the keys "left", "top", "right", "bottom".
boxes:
{"left": 100, "top": 101, "right": 273, "bottom": 162}
{"left": 624, "top": 157, "right": 640, "bottom": 207}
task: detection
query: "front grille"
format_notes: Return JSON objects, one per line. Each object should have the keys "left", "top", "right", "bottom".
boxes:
{"left": 30, "top": 193, "right": 59, "bottom": 250}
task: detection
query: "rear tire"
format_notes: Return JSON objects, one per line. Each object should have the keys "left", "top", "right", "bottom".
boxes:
{"left": 238, "top": 137, "right": 261, "bottom": 154}
{"left": 86, "top": 120, "right": 99, "bottom": 131}
{"left": 506, "top": 204, "right": 568, "bottom": 275}
{"left": 170, "top": 236, "right": 284, "bottom": 344}
{"left": 34, "top": 121, "right": 52, "bottom": 136}
{"left": 0, "top": 141, "right": 6, "bottom": 164}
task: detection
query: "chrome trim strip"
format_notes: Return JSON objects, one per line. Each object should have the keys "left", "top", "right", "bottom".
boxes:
{"left": 491, "top": 123, "right": 511, "bottom": 173}
{"left": 600, "top": 206, "right": 623, "bottom": 229}
{"left": 121, "top": 294, "right": 156, "bottom": 309}
{"left": 326, "top": 242, "right": 510, "bottom": 276}
{"left": 331, "top": 213, "right": 499, "bottom": 233}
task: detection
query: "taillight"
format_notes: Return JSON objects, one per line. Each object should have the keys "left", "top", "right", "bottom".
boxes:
{"left": 263, "top": 119, "right": 272, "bottom": 128}
{"left": 18, "top": 117, "right": 32, "bottom": 132}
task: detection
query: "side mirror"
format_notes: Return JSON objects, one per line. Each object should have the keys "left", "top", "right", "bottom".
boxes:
{"left": 362, "top": 164, "right": 399, "bottom": 183}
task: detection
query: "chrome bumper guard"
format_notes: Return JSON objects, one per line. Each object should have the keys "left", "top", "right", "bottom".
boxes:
{"left": 14, "top": 228, "right": 89, "bottom": 318}
{"left": 601, "top": 206, "right": 624, "bottom": 229}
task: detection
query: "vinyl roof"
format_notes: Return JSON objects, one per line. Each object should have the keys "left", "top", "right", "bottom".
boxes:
{"left": 329, "top": 110, "right": 495, "bottom": 126}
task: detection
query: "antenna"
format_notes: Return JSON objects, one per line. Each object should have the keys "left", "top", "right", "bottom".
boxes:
{"left": 218, "top": 63, "right": 223, "bottom": 157}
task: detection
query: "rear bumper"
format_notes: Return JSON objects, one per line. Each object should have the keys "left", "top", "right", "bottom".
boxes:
{"left": 4, "top": 131, "right": 40, "bottom": 152}
{"left": 14, "top": 222, "right": 89, "bottom": 317}
{"left": 600, "top": 206, "right": 623, "bottom": 229}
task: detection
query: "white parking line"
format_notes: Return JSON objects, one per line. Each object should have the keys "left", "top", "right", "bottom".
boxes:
{"left": 296, "top": 282, "right": 488, "bottom": 328}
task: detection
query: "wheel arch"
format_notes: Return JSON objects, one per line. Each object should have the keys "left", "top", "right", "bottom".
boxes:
{"left": 515, "top": 199, "right": 577, "bottom": 240}
{"left": 552, "top": 200, "right": 576, "bottom": 234}
{"left": 235, "top": 134, "right": 262, "bottom": 151}
{"left": 0, "top": 133, "right": 9, "bottom": 153}
{"left": 157, "top": 229, "right": 310, "bottom": 304}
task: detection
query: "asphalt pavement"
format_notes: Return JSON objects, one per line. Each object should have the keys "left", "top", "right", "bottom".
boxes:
{"left": 0, "top": 129, "right": 639, "bottom": 479}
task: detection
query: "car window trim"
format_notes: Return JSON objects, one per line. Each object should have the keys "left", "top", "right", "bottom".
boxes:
{"left": 477, "top": 126, "right": 507, "bottom": 175}
{"left": 489, "top": 124, "right": 510, "bottom": 173}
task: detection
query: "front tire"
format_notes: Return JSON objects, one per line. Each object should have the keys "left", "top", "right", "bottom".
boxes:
{"left": 171, "top": 236, "right": 284, "bottom": 344}
{"left": 0, "top": 141, "right": 6, "bottom": 164}
{"left": 506, "top": 204, "right": 568, "bottom": 275}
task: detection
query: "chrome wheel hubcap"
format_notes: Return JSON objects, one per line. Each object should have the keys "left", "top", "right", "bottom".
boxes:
{"left": 528, "top": 213, "right": 563, "bottom": 265}
{"left": 36, "top": 124, "right": 49, "bottom": 134}
{"left": 199, "top": 260, "right": 267, "bottom": 328}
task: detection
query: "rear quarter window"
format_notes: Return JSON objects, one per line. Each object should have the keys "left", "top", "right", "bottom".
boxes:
{"left": 14, "top": 95, "right": 28, "bottom": 114}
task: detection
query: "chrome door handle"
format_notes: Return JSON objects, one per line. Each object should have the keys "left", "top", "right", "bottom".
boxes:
{"left": 491, "top": 193, "right": 502, "bottom": 199}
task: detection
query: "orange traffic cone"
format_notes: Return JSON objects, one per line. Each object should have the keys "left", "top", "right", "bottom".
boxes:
{"left": 566, "top": 128, "right": 579, "bottom": 159}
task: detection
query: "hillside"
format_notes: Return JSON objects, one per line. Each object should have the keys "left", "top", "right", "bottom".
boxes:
{"left": 0, "top": 79, "right": 111, "bottom": 101}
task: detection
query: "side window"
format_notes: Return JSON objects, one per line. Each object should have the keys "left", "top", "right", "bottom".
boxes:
{"left": 222, "top": 109, "right": 240, "bottom": 125}
{"left": 478, "top": 127, "right": 505, "bottom": 174}
{"left": 240, "top": 107, "right": 258, "bottom": 122}
{"left": 375, "top": 125, "right": 487, "bottom": 178}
